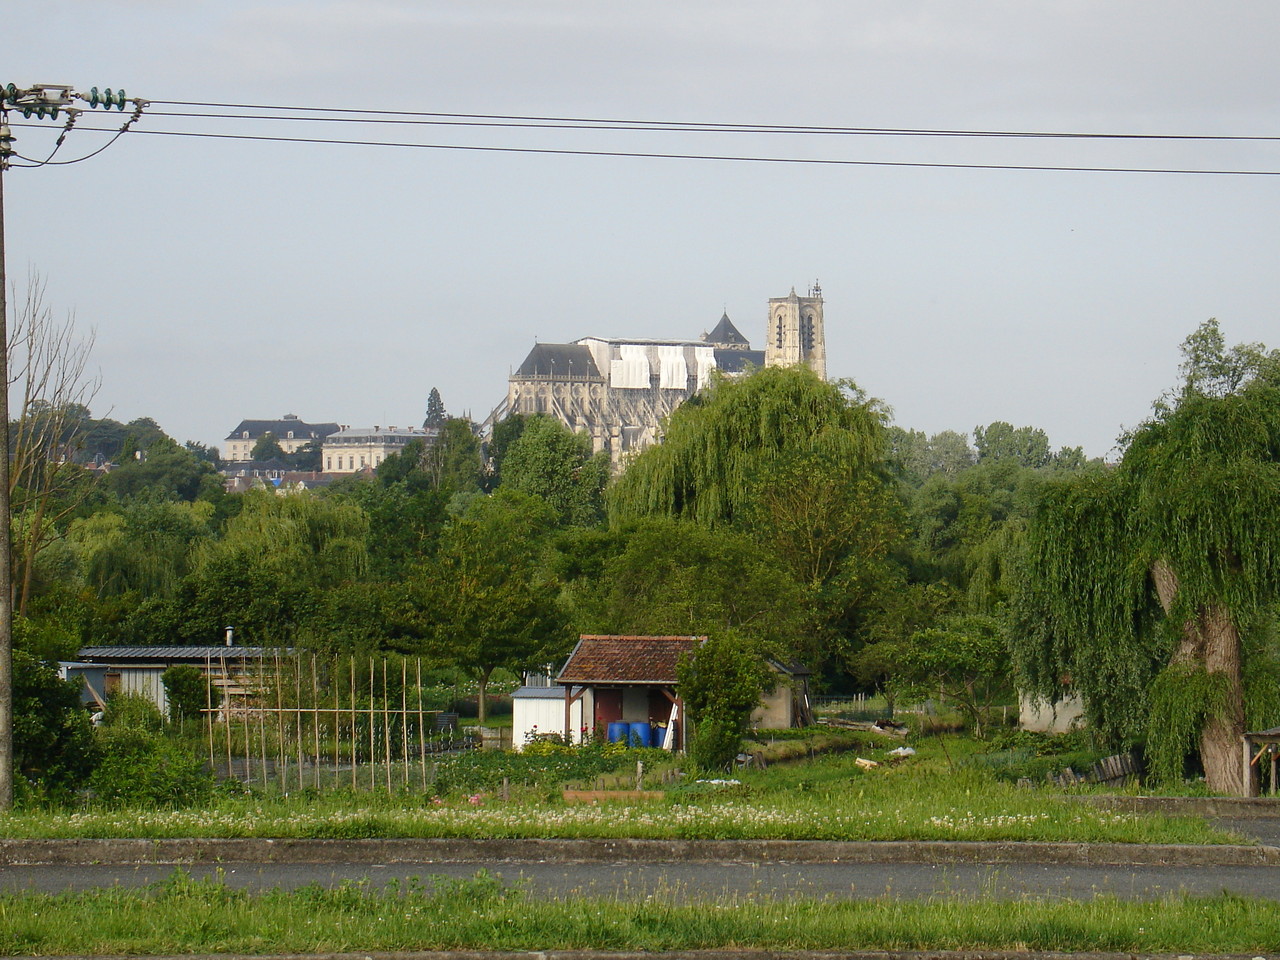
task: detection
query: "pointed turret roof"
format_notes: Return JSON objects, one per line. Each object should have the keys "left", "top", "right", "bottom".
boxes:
{"left": 703, "top": 312, "right": 751, "bottom": 348}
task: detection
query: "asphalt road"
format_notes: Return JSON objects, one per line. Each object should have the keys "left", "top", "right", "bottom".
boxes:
{"left": 4, "top": 857, "right": 1280, "bottom": 901}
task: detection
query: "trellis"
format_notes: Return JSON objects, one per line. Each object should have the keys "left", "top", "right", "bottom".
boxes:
{"left": 201, "top": 653, "right": 474, "bottom": 793}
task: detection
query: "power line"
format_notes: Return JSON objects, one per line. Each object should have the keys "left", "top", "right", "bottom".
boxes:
{"left": 18, "top": 122, "right": 1280, "bottom": 177}
{"left": 147, "top": 99, "right": 1280, "bottom": 143}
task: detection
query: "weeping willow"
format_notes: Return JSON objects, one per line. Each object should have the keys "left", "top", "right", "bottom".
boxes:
{"left": 1017, "top": 383, "right": 1280, "bottom": 793}
{"left": 609, "top": 366, "right": 887, "bottom": 528}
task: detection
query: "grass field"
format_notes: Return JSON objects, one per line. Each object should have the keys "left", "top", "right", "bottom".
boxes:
{"left": 2, "top": 870, "right": 1279, "bottom": 956}
{"left": 0, "top": 741, "right": 1239, "bottom": 845}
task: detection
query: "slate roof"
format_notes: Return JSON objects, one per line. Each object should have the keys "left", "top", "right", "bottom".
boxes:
{"left": 556, "top": 635, "right": 705, "bottom": 685}
{"left": 224, "top": 416, "right": 340, "bottom": 442}
{"left": 704, "top": 312, "right": 751, "bottom": 347}
{"left": 514, "top": 343, "right": 603, "bottom": 379}
{"left": 714, "top": 348, "right": 765, "bottom": 373}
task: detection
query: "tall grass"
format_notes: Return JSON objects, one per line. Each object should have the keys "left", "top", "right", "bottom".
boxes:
{"left": 0, "top": 762, "right": 1235, "bottom": 844}
{"left": 2, "top": 870, "right": 1278, "bottom": 955}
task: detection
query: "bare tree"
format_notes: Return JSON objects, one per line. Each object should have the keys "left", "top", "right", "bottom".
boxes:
{"left": 8, "top": 271, "right": 100, "bottom": 614}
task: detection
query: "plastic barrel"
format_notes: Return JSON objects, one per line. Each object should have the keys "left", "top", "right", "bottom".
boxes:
{"left": 629, "top": 722, "right": 653, "bottom": 748}
{"left": 607, "top": 721, "right": 629, "bottom": 743}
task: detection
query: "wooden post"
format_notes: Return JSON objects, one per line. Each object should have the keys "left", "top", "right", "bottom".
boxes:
{"left": 635, "top": 760, "right": 644, "bottom": 791}
{"left": 417, "top": 658, "right": 427, "bottom": 792}
{"left": 401, "top": 659, "right": 409, "bottom": 788}
{"left": 1243, "top": 735, "right": 1255, "bottom": 798}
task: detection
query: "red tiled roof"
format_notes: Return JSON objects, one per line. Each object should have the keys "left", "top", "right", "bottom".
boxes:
{"left": 556, "top": 635, "right": 705, "bottom": 685}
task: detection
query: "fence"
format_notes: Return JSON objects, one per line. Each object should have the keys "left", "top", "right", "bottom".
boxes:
{"left": 202, "top": 654, "right": 477, "bottom": 794}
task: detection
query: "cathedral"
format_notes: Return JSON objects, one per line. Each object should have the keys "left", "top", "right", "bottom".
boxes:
{"left": 499, "top": 283, "right": 826, "bottom": 468}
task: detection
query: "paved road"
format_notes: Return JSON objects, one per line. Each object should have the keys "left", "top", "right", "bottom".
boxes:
{"left": 5, "top": 857, "right": 1280, "bottom": 901}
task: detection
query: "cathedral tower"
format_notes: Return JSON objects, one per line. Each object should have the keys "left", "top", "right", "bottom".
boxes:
{"left": 765, "top": 282, "right": 826, "bottom": 379}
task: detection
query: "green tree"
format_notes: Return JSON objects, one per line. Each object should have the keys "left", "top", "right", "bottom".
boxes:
{"left": 676, "top": 632, "right": 772, "bottom": 771}
{"left": 424, "top": 387, "right": 447, "bottom": 429}
{"left": 973, "top": 421, "right": 1051, "bottom": 469}
{"left": 104, "top": 437, "right": 222, "bottom": 502}
{"left": 500, "top": 415, "right": 609, "bottom": 526}
{"left": 611, "top": 366, "right": 887, "bottom": 528}
{"left": 392, "top": 490, "right": 569, "bottom": 721}
{"left": 564, "top": 517, "right": 809, "bottom": 651}
{"left": 162, "top": 665, "right": 217, "bottom": 725}
{"left": 250, "top": 432, "right": 286, "bottom": 461}
{"left": 423, "top": 418, "right": 483, "bottom": 494}
{"left": 893, "top": 613, "right": 1010, "bottom": 738}
{"left": 1017, "top": 321, "right": 1280, "bottom": 793}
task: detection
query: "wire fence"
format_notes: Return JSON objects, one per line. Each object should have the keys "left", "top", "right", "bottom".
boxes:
{"left": 201, "top": 653, "right": 479, "bottom": 794}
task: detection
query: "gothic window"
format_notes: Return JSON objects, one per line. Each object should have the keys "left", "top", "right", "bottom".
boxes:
{"left": 775, "top": 315, "right": 784, "bottom": 348}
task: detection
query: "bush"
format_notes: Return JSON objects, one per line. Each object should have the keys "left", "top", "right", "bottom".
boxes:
{"left": 13, "top": 651, "right": 97, "bottom": 802}
{"left": 90, "top": 693, "right": 212, "bottom": 807}
{"left": 162, "top": 665, "right": 218, "bottom": 725}
{"left": 677, "top": 632, "right": 772, "bottom": 772}
{"left": 102, "top": 693, "right": 164, "bottom": 732}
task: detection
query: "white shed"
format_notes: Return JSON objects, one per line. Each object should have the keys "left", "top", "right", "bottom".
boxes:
{"left": 512, "top": 684, "right": 588, "bottom": 751}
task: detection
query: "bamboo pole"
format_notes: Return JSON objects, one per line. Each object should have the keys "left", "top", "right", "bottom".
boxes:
{"left": 368, "top": 658, "right": 375, "bottom": 792}
{"left": 417, "top": 658, "right": 426, "bottom": 792}
{"left": 312, "top": 655, "right": 321, "bottom": 791}
{"left": 258, "top": 657, "right": 268, "bottom": 788}
{"left": 294, "top": 657, "right": 304, "bottom": 792}
{"left": 224, "top": 655, "right": 233, "bottom": 779}
{"left": 274, "top": 652, "right": 287, "bottom": 792}
{"left": 401, "top": 659, "right": 409, "bottom": 788}
{"left": 382, "top": 659, "right": 392, "bottom": 793}
{"left": 205, "top": 655, "right": 215, "bottom": 772}
{"left": 350, "top": 657, "right": 357, "bottom": 792}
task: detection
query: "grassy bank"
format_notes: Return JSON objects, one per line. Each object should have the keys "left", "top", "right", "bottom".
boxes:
{"left": 2, "top": 870, "right": 1278, "bottom": 956}
{"left": 0, "top": 759, "right": 1236, "bottom": 844}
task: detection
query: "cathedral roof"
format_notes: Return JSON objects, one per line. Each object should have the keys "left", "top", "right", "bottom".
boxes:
{"left": 514, "top": 343, "right": 602, "bottom": 379}
{"left": 704, "top": 312, "right": 751, "bottom": 347}
{"left": 714, "top": 348, "right": 765, "bottom": 373}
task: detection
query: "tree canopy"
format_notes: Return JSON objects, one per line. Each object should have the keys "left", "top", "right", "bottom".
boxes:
{"left": 1017, "top": 321, "right": 1280, "bottom": 793}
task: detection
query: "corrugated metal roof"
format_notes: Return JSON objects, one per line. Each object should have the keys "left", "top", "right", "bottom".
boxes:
{"left": 77, "top": 646, "right": 287, "bottom": 662}
{"left": 556, "top": 635, "right": 704, "bottom": 685}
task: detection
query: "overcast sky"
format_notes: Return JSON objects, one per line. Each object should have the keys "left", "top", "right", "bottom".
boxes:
{"left": 6, "top": 2, "right": 1280, "bottom": 459}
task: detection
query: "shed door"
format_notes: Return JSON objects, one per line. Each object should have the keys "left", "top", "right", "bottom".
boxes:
{"left": 593, "top": 688, "right": 622, "bottom": 730}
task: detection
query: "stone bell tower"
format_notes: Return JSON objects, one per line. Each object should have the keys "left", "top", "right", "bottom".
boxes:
{"left": 765, "top": 281, "right": 826, "bottom": 380}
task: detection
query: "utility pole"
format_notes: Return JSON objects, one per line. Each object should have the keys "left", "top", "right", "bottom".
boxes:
{"left": 0, "top": 83, "right": 142, "bottom": 809}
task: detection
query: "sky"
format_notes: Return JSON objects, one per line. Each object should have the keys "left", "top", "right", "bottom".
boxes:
{"left": 5, "top": 2, "right": 1280, "bottom": 460}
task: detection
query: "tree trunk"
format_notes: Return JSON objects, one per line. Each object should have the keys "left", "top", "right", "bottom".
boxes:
{"left": 1152, "top": 560, "right": 1247, "bottom": 795}
{"left": 476, "top": 667, "right": 492, "bottom": 724}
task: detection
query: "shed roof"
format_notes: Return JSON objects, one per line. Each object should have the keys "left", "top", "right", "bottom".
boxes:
{"left": 77, "top": 646, "right": 286, "bottom": 663}
{"left": 556, "top": 635, "right": 704, "bottom": 685}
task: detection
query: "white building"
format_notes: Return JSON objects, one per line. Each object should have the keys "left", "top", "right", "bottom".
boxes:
{"left": 322, "top": 425, "right": 433, "bottom": 474}
{"left": 222, "top": 414, "right": 340, "bottom": 462}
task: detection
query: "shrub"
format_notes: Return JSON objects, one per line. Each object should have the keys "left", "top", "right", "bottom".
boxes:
{"left": 13, "top": 650, "right": 97, "bottom": 802}
{"left": 677, "top": 632, "right": 772, "bottom": 772}
{"left": 91, "top": 693, "right": 212, "bottom": 807}
{"left": 162, "top": 665, "right": 218, "bottom": 725}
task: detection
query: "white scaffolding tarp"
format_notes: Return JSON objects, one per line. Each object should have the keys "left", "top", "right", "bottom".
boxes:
{"left": 610, "top": 344, "right": 652, "bottom": 389}
{"left": 657, "top": 345, "right": 688, "bottom": 389}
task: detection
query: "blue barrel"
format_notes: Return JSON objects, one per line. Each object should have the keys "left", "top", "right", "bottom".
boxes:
{"left": 607, "top": 721, "right": 629, "bottom": 743}
{"left": 629, "top": 722, "right": 653, "bottom": 747}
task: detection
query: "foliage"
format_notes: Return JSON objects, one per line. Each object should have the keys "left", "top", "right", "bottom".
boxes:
{"left": 677, "top": 632, "right": 773, "bottom": 771}
{"left": 423, "top": 387, "right": 447, "bottom": 428}
{"left": 610, "top": 366, "right": 887, "bottom": 528}
{"left": 390, "top": 490, "right": 571, "bottom": 720}
{"left": 562, "top": 517, "right": 809, "bottom": 651}
{"left": 250, "top": 432, "right": 285, "bottom": 461}
{"left": 1017, "top": 321, "right": 1280, "bottom": 791}
{"left": 101, "top": 693, "right": 164, "bottom": 733}
{"left": 423, "top": 418, "right": 483, "bottom": 494}
{"left": 12, "top": 651, "right": 97, "bottom": 801}
{"left": 1145, "top": 663, "right": 1230, "bottom": 783}
{"left": 891, "top": 613, "right": 1012, "bottom": 738}
{"left": 89, "top": 726, "right": 214, "bottom": 808}
{"left": 498, "top": 414, "right": 610, "bottom": 526}
{"left": 104, "top": 436, "right": 223, "bottom": 502}
{"left": 162, "top": 665, "right": 217, "bottom": 725}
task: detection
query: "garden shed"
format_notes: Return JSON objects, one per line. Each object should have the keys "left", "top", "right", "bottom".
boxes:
{"left": 68, "top": 646, "right": 281, "bottom": 719}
